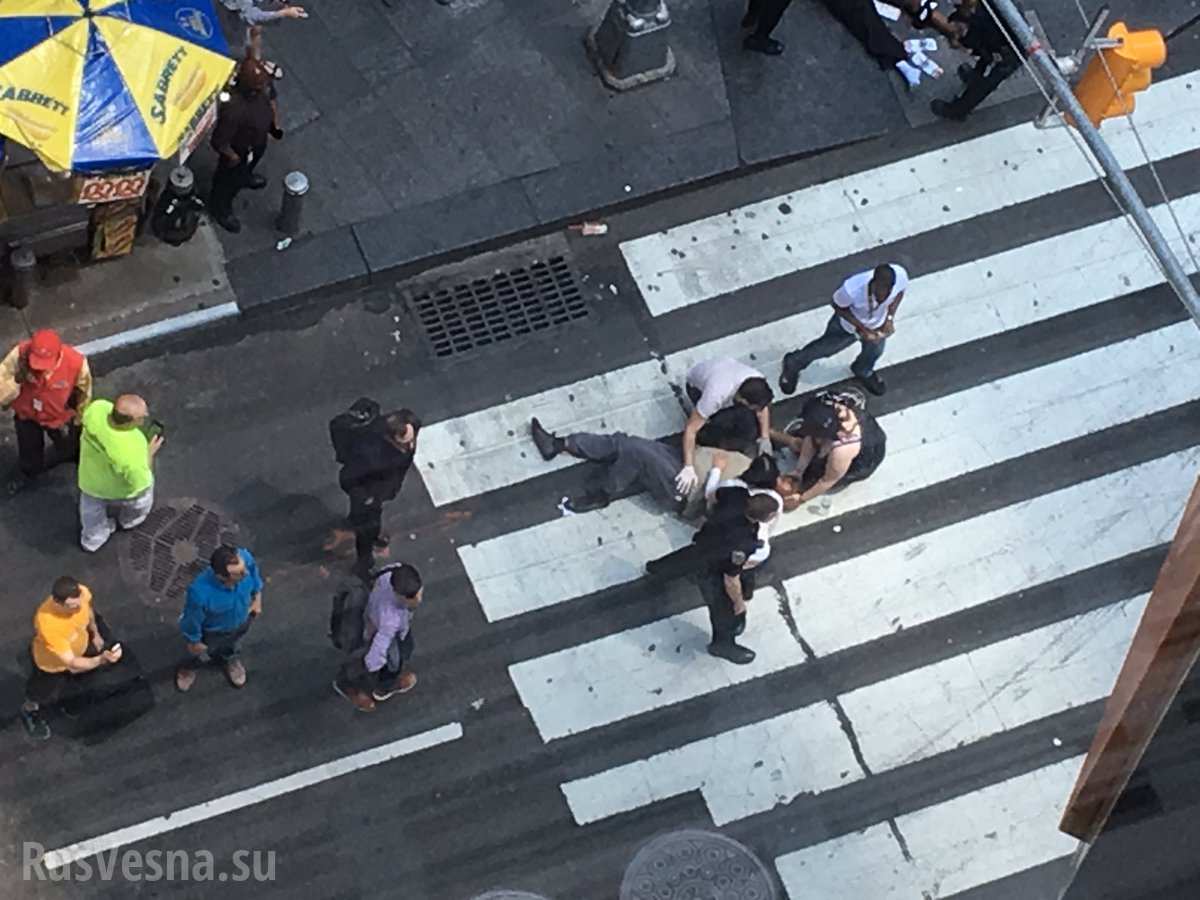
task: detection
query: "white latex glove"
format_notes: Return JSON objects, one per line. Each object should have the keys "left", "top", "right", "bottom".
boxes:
{"left": 674, "top": 465, "right": 698, "bottom": 494}
{"left": 757, "top": 436, "right": 773, "bottom": 457}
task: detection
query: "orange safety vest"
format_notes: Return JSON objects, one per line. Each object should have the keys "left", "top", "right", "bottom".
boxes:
{"left": 10, "top": 342, "right": 84, "bottom": 429}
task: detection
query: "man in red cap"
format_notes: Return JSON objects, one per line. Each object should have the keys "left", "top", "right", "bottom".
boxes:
{"left": 0, "top": 329, "right": 92, "bottom": 494}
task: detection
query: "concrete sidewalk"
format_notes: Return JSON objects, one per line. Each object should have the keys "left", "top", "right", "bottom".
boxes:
{"left": 2, "top": 0, "right": 1197, "bottom": 353}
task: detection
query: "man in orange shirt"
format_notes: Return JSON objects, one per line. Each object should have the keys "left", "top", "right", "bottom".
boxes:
{"left": 20, "top": 576, "right": 122, "bottom": 741}
{"left": 0, "top": 329, "right": 92, "bottom": 495}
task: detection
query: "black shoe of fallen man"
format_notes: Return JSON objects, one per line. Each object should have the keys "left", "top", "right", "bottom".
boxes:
{"left": 213, "top": 213, "right": 242, "bottom": 233}
{"left": 530, "top": 417, "right": 564, "bottom": 461}
{"left": 567, "top": 489, "right": 611, "bottom": 514}
{"left": 743, "top": 35, "right": 783, "bottom": 56}
{"left": 246, "top": 174, "right": 268, "bottom": 190}
{"left": 930, "top": 99, "right": 968, "bottom": 122}
{"left": 856, "top": 371, "right": 887, "bottom": 397}
{"left": 708, "top": 641, "right": 756, "bottom": 665}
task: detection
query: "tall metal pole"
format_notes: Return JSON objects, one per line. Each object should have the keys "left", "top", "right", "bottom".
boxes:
{"left": 986, "top": 0, "right": 1200, "bottom": 329}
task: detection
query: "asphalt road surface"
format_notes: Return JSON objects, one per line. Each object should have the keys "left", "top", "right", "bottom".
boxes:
{"left": 2, "top": 67, "right": 1200, "bottom": 900}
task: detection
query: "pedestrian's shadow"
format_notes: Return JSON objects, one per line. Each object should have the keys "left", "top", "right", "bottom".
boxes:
{"left": 218, "top": 476, "right": 343, "bottom": 569}
{"left": 0, "top": 472, "right": 82, "bottom": 556}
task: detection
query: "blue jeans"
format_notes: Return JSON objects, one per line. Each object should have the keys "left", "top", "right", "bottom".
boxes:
{"left": 783, "top": 314, "right": 886, "bottom": 379}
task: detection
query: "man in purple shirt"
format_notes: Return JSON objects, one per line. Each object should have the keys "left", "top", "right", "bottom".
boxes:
{"left": 333, "top": 564, "right": 422, "bottom": 712}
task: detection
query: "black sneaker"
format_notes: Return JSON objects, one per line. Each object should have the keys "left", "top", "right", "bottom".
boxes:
{"left": 373, "top": 532, "right": 391, "bottom": 550}
{"left": 856, "top": 371, "right": 887, "bottom": 396}
{"left": 743, "top": 35, "right": 783, "bottom": 56}
{"left": 213, "top": 213, "right": 242, "bottom": 233}
{"left": 530, "top": 417, "right": 563, "bottom": 461}
{"left": 566, "top": 489, "right": 611, "bottom": 514}
{"left": 708, "top": 641, "right": 756, "bottom": 665}
{"left": 930, "top": 99, "right": 968, "bottom": 122}
{"left": 20, "top": 708, "right": 50, "bottom": 741}
{"left": 247, "top": 174, "right": 268, "bottom": 190}
{"left": 779, "top": 354, "right": 804, "bottom": 395}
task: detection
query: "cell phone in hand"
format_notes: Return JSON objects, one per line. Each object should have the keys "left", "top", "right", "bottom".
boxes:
{"left": 142, "top": 419, "right": 165, "bottom": 439}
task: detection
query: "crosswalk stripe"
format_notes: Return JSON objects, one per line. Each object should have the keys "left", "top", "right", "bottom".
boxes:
{"left": 787, "top": 445, "right": 1194, "bottom": 658}
{"left": 427, "top": 192, "right": 1199, "bottom": 509}
{"left": 773, "top": 756, "right": 1083, "bottom": 899}
{"left": 560, "top": 594, "right": 1144, "bottom": 826}
{"left": 620, "top": 72, "right": 1199, "bottom": 316}
{"left": 509, "top": 448, "right": 1196, "bottom": 741}
{"left": 464, "top": 317, "right": 1200, "bottom": 622}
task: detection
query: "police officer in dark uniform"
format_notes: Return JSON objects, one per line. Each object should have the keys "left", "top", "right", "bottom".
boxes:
{"left": 931, "top": 0, "right": 1026, "bottom": 121}
{"left": 648, "top": 489, "right": 779, "bottom": 665}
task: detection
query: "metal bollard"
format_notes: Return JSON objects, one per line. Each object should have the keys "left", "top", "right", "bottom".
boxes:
{"left": 588, "top": 0, "right": 675, "bottom": 92}
{"left": 9, "top": 246, "right": 36, "bottom": 310}
{"left": 169, "top": 165, "right": 195, "bottom": 196}
{"left": 276, "top": 171, "right": 308, "bottom": 237}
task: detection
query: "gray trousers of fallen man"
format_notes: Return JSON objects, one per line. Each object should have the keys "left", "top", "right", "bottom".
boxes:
{"left": 565, "top": 432, "right": 684, "bottom": 512}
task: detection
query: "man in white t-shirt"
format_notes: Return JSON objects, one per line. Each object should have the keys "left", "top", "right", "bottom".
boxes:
{"left": 676, "top": 358, "right": 774, "bottom": 495}
{"left": 779, "top": 263, "right": 908, "bottom": 397}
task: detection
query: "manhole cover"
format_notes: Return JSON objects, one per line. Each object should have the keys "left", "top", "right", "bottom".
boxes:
{"left": 407, "top": 254, "right": 588, "bottom": 359}
{"left": 620, "top": 830, "right": 777, "bottom": 900}
{"left": 118, "top": 499, "right": 243, "bottom": 608}
{"left": 470, "top": 893, "right": 553, "bottom": 900}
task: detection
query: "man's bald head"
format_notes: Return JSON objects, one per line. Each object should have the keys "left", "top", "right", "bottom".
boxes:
{"left": 111, "top": 394, "right": 148, "bottom": 427}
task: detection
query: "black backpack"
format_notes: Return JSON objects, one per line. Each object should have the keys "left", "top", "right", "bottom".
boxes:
{"left": 150, "top": 191, "right": 204, "bottom": 247}
{"left": 328, "top": 563, "right": 402, "bottom": 652}
{"left": 329, "top": 397, "right": 381, "bottom": 466}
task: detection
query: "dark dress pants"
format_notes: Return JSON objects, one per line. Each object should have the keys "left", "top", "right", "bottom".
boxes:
{"left": 209, "top": 144, "right": 266, "bottom": 218}
{"left": 947, "top": 53, "right": 1021, "bottom": 116}
{"left": 747, "top": 0, "right": 794, "bottom": 38}
{"left": 15, "top": 415, "right": 80, "bottom": 476}
{"left": 698, "top": 569, "right": 756, "bottom": 645}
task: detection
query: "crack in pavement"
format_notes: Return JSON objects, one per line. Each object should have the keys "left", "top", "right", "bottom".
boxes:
{"left": 777, "top": 581, "right": 916, "bottom": 863}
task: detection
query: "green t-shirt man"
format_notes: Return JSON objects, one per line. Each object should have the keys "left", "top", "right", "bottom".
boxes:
{"left": 78, "top": 399, "right": 153, "bottom": 500}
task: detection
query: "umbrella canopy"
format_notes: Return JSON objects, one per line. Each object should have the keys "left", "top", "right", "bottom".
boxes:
{"left": 0, "top": 0, "right": 235, "bottom": 172}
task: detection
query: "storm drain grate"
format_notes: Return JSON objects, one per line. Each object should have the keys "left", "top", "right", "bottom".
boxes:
{"left": 409, "top": 255, "right": 589, "bottom": 358}
{"left": 119, "top": 500, "right": 242, "bottom": 607}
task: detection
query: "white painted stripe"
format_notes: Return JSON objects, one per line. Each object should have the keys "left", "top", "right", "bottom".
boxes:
{"left": 788, "top": 446, "right": 1195, "bottom": 658}
{"left": 75, "top": 301, "right": 240, "bottom": 358}
{"left": 621, "top": 72, "right": 1200, "bottom": 315}
{"left": 42, "top": 722, "right": 463, "bottom": 869}
{"left": 465, "top": 317, "right": 1200, "bottom": 621}
{"left": 562, "top": 595, "right": 1143, "bottom": 826}
{"left": 415, "top": 360, "right": 673, "bottom": 507}
{"left": 433, "top": 192, "right": 1199, "bottom": 509}
{"left": 774, "top": 757, "right": 1083, "bottom": 899}
{"left": 510, "top": 449, "right": 1196, "bottom": 741}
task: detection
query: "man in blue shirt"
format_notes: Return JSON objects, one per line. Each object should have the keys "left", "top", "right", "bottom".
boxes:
{"left": 176, "top": 545, "right": 263, "bottom": 692}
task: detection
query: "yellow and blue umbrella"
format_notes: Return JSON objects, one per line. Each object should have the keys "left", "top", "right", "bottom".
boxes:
{"left": 0, "top": 0, "right": 236, "bottom": 172}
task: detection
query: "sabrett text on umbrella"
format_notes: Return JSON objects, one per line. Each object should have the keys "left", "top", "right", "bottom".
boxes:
{"left": 0, "top": 87, "right": 68, "bottom": 116}
{"left": 150, "top": 48, "right": 189, "bottom": 124}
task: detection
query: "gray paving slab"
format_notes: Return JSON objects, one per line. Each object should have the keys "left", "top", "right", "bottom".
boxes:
{"left": 195, "top": 0, "right": 1200, "bottom": 304}
{"left": 229, "top": 225, "right": 369, "bottom": 310}
{"left": 715, "top": 1, "right": 909, "bottom": 165}
{"left": 352, "top": 178, "right": 539, "bottom": 275}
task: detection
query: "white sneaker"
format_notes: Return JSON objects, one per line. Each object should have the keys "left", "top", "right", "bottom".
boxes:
{"left": 895, "top": 60, "right": 922, "bottom": 88}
